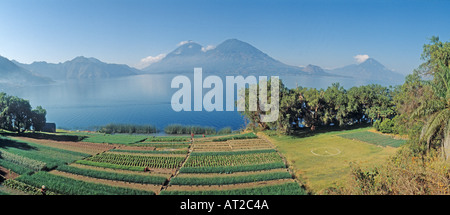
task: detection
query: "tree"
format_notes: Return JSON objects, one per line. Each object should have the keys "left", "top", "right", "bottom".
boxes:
{"left": 31, "top": 106, "right": 47, "bottom": 132}
{"left": 323, "top": 83, "right": 349, "bottom": 126}
{"left": 412, "top": 37, "right": 450, "bottom": 159}
{"left": 0, "top": 93, "right": 46, "bottom": 133}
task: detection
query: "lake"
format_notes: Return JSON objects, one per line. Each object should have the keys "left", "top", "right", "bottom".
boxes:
{"left": 3, "top": 73, "right": 363, "bottom": 131}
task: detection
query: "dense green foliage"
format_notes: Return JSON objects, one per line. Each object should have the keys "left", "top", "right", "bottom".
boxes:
{"left": 339, "top": 37, "right": 450, "bottom": 194}
{"left": 16, "top": 171, "right": 155, "bottom": 195}
{"left": 388, "top": 36, "right": 450, "bottom": 157}
{"left": 240, "top": 80, "right": 395, "bottom": 134}
{"left": 160, "top": 182, "right": 306, "bottom": 195}
{"left": 0, "top": 93, "right": 47, "bottom": 132}
{"left": 164, "top": 124, "right": 217, "bottom": 135}
{"left": 98, "top": 123, "right": 158, "bottom": 134}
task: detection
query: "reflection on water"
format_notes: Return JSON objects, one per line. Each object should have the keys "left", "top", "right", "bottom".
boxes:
{"left": 4, "top": 74, "right": 369, "bottom": 131}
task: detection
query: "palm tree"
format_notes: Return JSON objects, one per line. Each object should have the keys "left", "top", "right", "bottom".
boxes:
{"left": 414, "top": 61, "right": 450, "bottom": 159}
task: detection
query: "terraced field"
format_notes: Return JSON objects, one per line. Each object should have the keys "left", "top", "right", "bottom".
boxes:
{"left": 0, "top": 131, "right": 306, "bottom": 195}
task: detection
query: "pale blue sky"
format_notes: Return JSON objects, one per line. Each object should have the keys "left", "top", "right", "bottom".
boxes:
{"left": 1, "top": 0, "right": 449, "bottom": 75}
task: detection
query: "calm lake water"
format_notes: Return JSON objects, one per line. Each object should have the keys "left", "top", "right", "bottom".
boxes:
{"left": 3, "top": 74, "right": 363, "bottom": 131}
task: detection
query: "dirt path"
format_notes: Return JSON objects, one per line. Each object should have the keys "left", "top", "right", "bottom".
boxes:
{"left": 159, "top": 139, "right": 194, "bottom": 192}
{"left": 0, "top": 166, "right": 19, "bottom": 180}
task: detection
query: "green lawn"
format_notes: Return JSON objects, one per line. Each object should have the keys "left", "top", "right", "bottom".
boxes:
{"left": 264, "top": 127, "right": 400, "bottom": 193}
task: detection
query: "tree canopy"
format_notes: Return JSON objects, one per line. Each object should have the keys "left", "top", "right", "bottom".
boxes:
{"left": 0, "top": 92, "right": 46, "bottom": 133}
{"left": 239, "top": 81, "right": 395, "bottom": 134}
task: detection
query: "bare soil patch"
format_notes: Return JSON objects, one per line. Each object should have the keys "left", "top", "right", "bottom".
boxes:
{"left": 0, "top": 166, "right": 20, "bottom": 180}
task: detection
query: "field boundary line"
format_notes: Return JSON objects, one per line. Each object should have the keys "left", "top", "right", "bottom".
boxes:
{"left": 159, "top": 139, "right": 194, "bottom": 192}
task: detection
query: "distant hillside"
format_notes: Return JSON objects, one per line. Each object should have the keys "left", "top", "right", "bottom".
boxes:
{"left": 15, "top": 56, "right": 140, "bottom": 80}
{"left": 0, "top": 56, "right": 53, "bottom": 87}
{"left": 4, "top": 39, "right": 406, "bottom": 87}
{"left": 328, "top": 58, "right": 405, "bottom": 86}
{"left": 143, "top": 39, "right": 318, "bottom": 76}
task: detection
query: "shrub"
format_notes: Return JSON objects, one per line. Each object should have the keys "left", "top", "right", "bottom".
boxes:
{"left": 331, "top": 148, "right": 450, "bottom": 195}
{"left": 164, "top": 124, "right": 216, "bottom": 135}
{"left": 378, "top": 118, "right": 395, "bottom": 134}
{"left": 217, "top": 127, "right": 232, "bottom": 135}
{"left": 98, "top": 123, "right": 158, "bottom": 134}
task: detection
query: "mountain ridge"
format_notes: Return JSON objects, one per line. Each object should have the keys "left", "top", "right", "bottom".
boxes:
{"left": 4, "top": 38, "right": 405, "bottom": 86}
{"left": 0, "top": 55, "right": 53, "bottom": 87}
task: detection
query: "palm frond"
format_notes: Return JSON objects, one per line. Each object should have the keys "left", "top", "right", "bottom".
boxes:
{"left": 420, "top": 109, "right": 450, "bottom": 147}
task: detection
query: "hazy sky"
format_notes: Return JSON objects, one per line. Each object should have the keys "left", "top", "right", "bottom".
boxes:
{"left": 1, "top": 0, "right": 449, "bottom": 75}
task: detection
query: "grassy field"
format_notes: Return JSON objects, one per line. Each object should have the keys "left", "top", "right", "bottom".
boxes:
{"left": 264, "top": 127, "right": 401, "bottom": 193}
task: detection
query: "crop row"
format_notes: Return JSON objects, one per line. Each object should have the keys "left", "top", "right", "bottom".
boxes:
{"left": 56, "top": 165, "right": 167, "bottom": 185}
{"left": 0, "top": 149, "right": 46, "bottom": 171}
{"left": 75, "top": 160, "right": 145, "bottom": 171}
{"left": 338, "top": 131, "right": 406, "bottom": 147}
{"left": 184, "top": 152, "right": 283, "bottom": 168}
{"left": 212, "top": 133, "right": 258, "bottom": 142}
{"left": 0, "top": 136, "right": 89, "bottom": 169}
{"left": 190, "top": 149, "right": 276, "bottom": 157}
{"left": 110, "top": 149, "right": 188, "bottom": 154}
{"left": 179, "top": 162, "right": 286, "bottom": 173}
{"left": 85, "top": 153, "right": 185, "bottom": 169}
{"left": 161, "top": 182, "right": 307, "bottom": 195}
{"left": 170, "top": 171, "right": 292, "bottom": 185}
{"left": 0, "top": 159, "right": 34, "bottom": 175}
{"left": 2, "top": 179, "right": 57, "bottom": 195}
{"left": 144, "top": 136, "right": 190, "bottom": 142}
{"left": 16, "top": 171, "right": 155, "bottom": 195}
{"left": 82, "top": 134, "right": 147, "bottom": 144}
